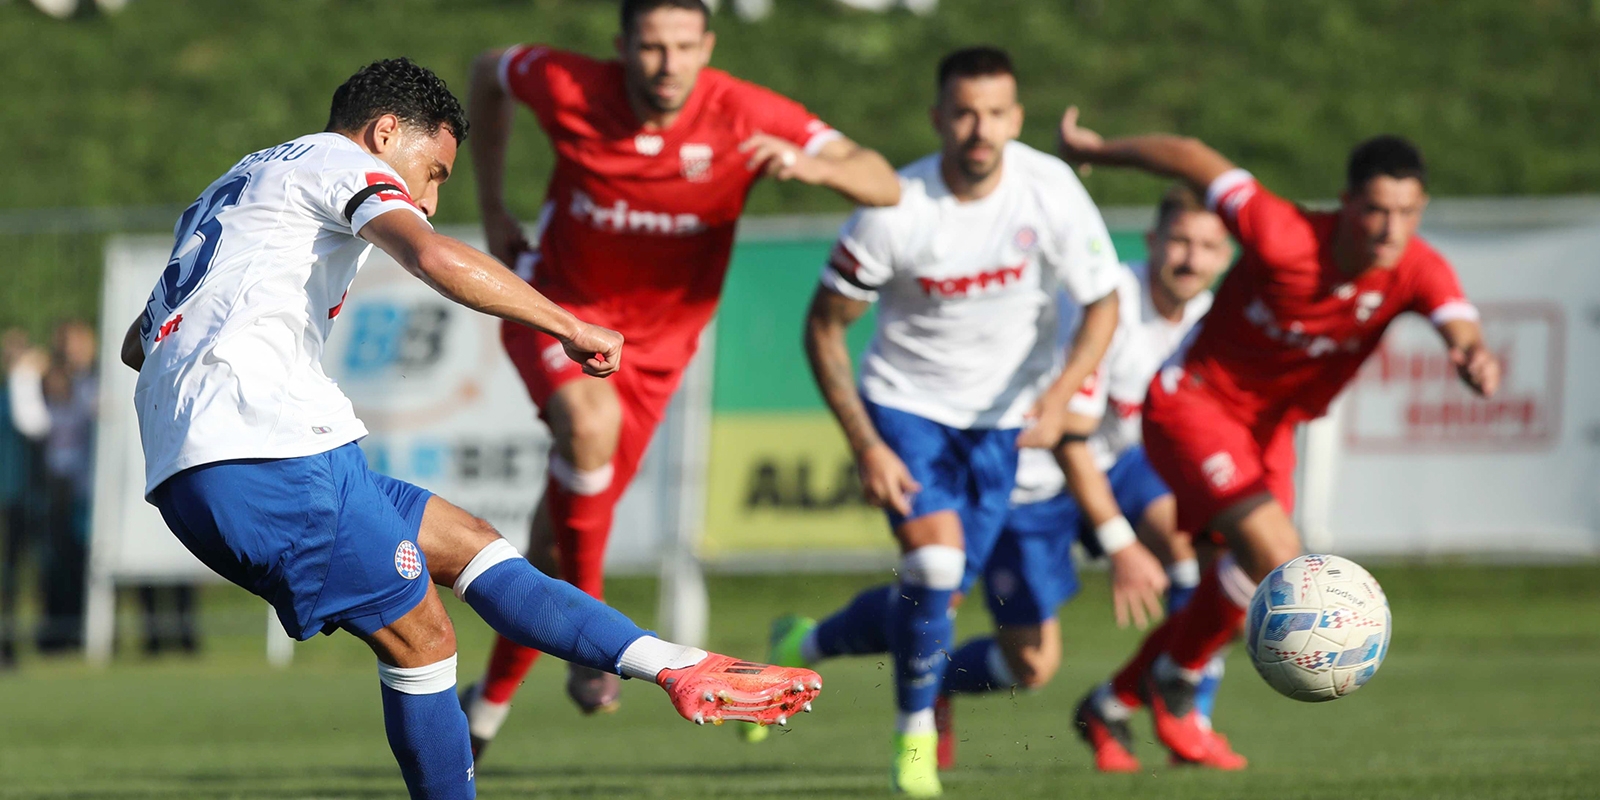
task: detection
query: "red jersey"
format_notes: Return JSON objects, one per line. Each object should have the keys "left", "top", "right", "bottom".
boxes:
{"left": 498, "top": 44, "right": 840, "bottom": 367}
{"left": 1181, "top": 169, "right": 1478, "bottom": 422}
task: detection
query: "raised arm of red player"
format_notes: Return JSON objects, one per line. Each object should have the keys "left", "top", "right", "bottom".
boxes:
{"left": 1410, "top": 253, "right": 1501, "bottom": 398}
{"left": 467, "top": 46, "right": 553, "bottom": 267}
{"left": 732, "top": 82, "right": 899, "bottom": 207}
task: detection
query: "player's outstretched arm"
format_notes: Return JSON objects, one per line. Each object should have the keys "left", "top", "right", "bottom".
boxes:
{"left": 803, "top": 285, "right": 919, "bottom": 515}
{"left": 468, "top": 49, "right": 532, "bottom": 267}
{"left": 1056, "top": 106, "right": 1237, "bottom": 198}
{"left": 1438, "top": 318, "right": 1501, "bottom": 397}
{"left": 1018, "top": 290, "right": 1118, "bottom": 449}
{"left": 1056, "top": 436, "right": 1168, "bottom": 629}
{"left": 360, "top": 209, "right": 620, "bottom": 377}
{"left": 741, "top": 135, "right": 901, "bottom": 207}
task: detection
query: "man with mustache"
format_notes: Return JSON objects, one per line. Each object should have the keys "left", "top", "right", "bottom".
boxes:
{"left": 1058, "top": 111, "right": 1500, "bottom": 766}
{"left": 457, "top": 0, "right": 900, "bottom": 749}
{"left": 763, "top": 47, "right": 1170, "bottom": 796}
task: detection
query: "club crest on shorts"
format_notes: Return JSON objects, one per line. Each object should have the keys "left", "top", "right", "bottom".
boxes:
{"left": 395, "top": 540, "right": 422, "bottom": 580}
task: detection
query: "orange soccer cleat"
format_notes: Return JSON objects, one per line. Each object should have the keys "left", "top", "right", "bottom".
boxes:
{"left": 656, "top": 653, "right": 822, "bottom": 727}
{"left": 1169, "top": 730, "right": 1249, "bottom": 770}
{"left": 1074, "top": 694, "right": 1141, "bottom": 774}
{"left": 934, "top": 694, "right": 956, "bottom": 770}
{"left": 1142, "top": 668, "right": 1211, "bottom": 763}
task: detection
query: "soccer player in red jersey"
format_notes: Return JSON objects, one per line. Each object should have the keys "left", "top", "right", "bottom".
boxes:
{"left": 1056, "top": 108, "right": 1502, "bottom": 768}
{"left": 459, "top": 0, "right": 900, "bottom": 752}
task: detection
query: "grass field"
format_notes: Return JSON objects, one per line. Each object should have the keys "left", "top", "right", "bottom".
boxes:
{"left": 1, "top": 564, "right": 1597, "bottom": 799}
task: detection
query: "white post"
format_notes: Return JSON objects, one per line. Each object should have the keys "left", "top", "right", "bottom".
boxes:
{"left": 656, "top": 325, "right": 714, "bottom": 647}
{"left": 266, "top": 605, "right": 295, "bottom": 668}
{"left": 83, "top": 573, "right": 116, "bottom": 667}
{"left": 1299, "top": 397, "right": 1344, "bottom": 554}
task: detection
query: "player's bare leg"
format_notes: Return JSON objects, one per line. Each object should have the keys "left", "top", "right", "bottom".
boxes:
{"left": 424, "top": 496, "right": 820, "bottom": 741}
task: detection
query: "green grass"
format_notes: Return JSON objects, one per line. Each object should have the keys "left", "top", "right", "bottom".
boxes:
{"left": 2, "top": 565, "right": 1598, "bottom": 798}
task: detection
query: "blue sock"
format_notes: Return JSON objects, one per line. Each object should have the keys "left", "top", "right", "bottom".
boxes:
{"left": 1168, "top": 583, "right": 1198, "bottom": 614}
{"left": 1195, "top": 654, "right": 1225, "bottom": 721}
{"left": 888, "top": 581, "right": 955, "bottom": 714}
{"left": 379, "top": 668, "right": 475, "bottom": 799}
{"left": 943, "top": 637, "right": 1012, "bottom": 695}
{"left": 812, "top": 584, "right": 892, "bottom": 658}
{"left": 458, "top": 549, "right": 646, "bottom": 674}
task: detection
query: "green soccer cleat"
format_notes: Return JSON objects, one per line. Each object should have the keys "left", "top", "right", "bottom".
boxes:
{"left": 738, "top": 614, "right": 818, "bottom": 742}
{"left": 768, "top": 614, "right": 817, "bottom": 668}
{"left": 891, "top": 732, "right": 943, "bottom": 796}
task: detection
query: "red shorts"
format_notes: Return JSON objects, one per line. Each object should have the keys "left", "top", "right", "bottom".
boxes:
{"left": 500, "top": 319, "right": 689, "bottom": 490}
{"left": 1141, "top": 367, "right": 1298, "bottom": 537}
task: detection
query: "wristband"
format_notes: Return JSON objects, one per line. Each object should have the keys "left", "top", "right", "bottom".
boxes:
{"left": 1095, "top": 516, "right": 1138, "bottom": 555}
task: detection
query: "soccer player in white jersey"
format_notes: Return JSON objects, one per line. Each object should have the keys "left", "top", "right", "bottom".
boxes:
{"left": 118, "top": 58, "right": 819, "bottom": 800}
{"left": 757, "top": 47, "right": 1166, "bottom": 796}
{"left": 954, "top": 186, "right": 1244, "bottom": 772}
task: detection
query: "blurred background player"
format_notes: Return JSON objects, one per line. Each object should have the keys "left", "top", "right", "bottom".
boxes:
{"left": 122, "top": 57, "right": 822, "bottom": 800}
{"left": 460, "top": 0, "right": 899, "bottom": 739}
{"left": 1058, "top": 110, "right": 1502, "bottom": 767}
{"left": 766, "top": 186, "right": 1234, "bottom": 773}
{"left": 947, "top": 185, "right": 1237, "bottom": 771}
{"left": 764, "top": 47, "right": 1153, "bottom": 796}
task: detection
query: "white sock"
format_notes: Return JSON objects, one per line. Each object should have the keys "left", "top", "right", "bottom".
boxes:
{"left": 617, "top": 636, "right": 707, "bottom": 681}
{"left": 1167, "top": 558, "right": 1201, "bottom": 589}
{"left": 798, "top": 629, "right": 823, "bottom": 665}
{"left": 896, "top": 708, "right": 937, "bottom": 736}
{"left": 1153, "top": 653, "right": 1204, "bottom": 685}
{"left": 463, "top": 681, "right": 512, "bottom": 740}
{"left": 1092, "top": 682, "right": 1133, "bottom": 722}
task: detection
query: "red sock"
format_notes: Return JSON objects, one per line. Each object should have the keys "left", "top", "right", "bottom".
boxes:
{"left": 482, "top": 635, "right": 542, "bottom": 704}
{"left": 1165, "top": 563, "right": 1248, "bottom": 671}
{"left": 1110, "top": 617, "right": 1175, "bottom": 707}
{"left": 544, "top": 473, "right": 622, "bottom": 600}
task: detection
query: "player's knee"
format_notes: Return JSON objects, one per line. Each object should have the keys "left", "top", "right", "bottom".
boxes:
{"left": 1000, "top": 626, "right": 1060, "bottom": 690}
{"left": 377, "top": 652, "right": 460, "bottom": 696}
{"left": 899, "top": 545, "right": 965, "bottom": 590}
{"left": 548, "top": 454, "right": 615, "bottom": 497}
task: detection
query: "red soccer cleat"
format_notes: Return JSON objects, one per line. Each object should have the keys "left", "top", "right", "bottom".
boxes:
{"left": 1169, "top": 731, "right": 1249, "bottom": 770}
{"left": 934, "top": 694, "right": 956, "bottom": 770}
{"left": 656, "top": 653, "right": 821, "bottom": 727}
{"left": 1074, "top": 695, "right": 1141, "bottom": 774}
{"left": 1141, "top": 670, "right": 1211, "bottom": 763}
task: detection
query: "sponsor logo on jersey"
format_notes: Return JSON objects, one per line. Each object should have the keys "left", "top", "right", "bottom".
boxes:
{"left": 679, "top": 143, "right": 713, "bottom": 182}
{"left": 1243, "top": 297, "right": 1363, "bottom": 358}
{"left": 634, "top": 134, "right": 664, "bottom": 156}
{"left": 1200, "top": 451, "right": 1238, "bottom": 490}
{"left": 1355, "top": 291, "right": 1384, "bottom": 323}
{"left": 154, "top": 313, "right": 184, "bottom": 343}
{"left": 395, "top": 540, "right": 422, "bottom": 580}
{"left": 916, "top": 262, "right": 1027, "bottom": 298}
{"left": 567, "top": 189, "right": 706, "bottom": 236}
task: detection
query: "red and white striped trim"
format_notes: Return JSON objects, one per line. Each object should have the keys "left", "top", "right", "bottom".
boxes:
{"left": 1205, "top": 168, "right": 1256, "bottom": 219}
{"left": 1429, "top": 300, "right": 1480, "bottom": 326}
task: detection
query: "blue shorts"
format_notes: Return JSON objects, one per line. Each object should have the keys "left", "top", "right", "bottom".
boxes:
{"left": 865, "top": 401, "right": 1019, "bottom": 593}
{"left": 982, "top": 445, "right": 1172, "bottom": 626}
{"left": 149, "top": 442, "right": 434, "bottom": 641}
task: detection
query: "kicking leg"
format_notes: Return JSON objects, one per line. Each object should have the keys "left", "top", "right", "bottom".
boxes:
{"left": 888, "top": 512, "right": 964, "bottom": 797}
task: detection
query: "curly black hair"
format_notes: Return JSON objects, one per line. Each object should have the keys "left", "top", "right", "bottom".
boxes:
{"left": 325, "top": 57, "right": 468, "bottom": 143}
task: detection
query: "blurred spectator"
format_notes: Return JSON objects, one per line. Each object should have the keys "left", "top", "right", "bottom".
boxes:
{"left": 137, "top": 585, "right": 199, "bottom": 656}
{"left": 35, "top": 321, "right": 96, "bottom": 654}
{"left": 1, "top": 328, "right": 50, "bottom": 670}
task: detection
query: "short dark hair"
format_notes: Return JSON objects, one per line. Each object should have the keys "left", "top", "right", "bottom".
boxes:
{"left": 1154, "top": 184, "right": 1208, "bottom": 229}
{"left": 326, "top": 58, "right": 468, "bottom": 143}
{"left": 620, "top": 0, "right": 710, "bottom": 37}
{"left": 1346, "top": 135, "right": 1426, "bottom": 191}
{"left": 937, "top": 46, "right": 1014, "bottom": 94}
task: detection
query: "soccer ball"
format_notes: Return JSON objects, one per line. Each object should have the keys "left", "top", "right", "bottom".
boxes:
{"left": 1245, "top": 554, "right": 1391, "bottom": 702}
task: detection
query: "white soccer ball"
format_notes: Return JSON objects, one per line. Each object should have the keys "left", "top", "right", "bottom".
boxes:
{"left": 1245, "top": 554, "right": 1391, "bottom": 702}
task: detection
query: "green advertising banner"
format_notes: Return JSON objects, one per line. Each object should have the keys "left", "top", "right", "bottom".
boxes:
{"left": 702, "top": 230, "right": 1148, "bottom": 560}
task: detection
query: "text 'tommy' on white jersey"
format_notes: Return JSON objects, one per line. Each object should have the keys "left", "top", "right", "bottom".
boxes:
{"left": 133, "top": 132, "right": 428, "bottom": 495}
{"left": 1012, "top": 261, "right": 1213, "bottom": 504}
{"left": 820, "top": 141, "right": 1121, "bottom": 430}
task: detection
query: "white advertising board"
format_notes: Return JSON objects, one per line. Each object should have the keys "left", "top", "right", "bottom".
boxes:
{"left": 1311, "top": 224, "right": 1600, "bottom": 557}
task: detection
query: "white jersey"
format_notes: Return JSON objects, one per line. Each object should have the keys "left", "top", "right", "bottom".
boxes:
{"left": 134, "top": 132, "right": 429, "bottom": 494}
{"left": 1012, "top": 262, "right": 1212, "bottom": 504}
{"left": 820, "top": 141, "right": 1120, "bottom": 430}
